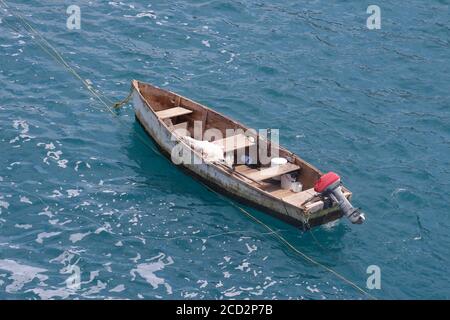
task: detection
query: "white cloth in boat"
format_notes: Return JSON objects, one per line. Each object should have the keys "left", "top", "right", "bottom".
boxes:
{"left": 182, "top": 136, "right": 226, "bottom": 162}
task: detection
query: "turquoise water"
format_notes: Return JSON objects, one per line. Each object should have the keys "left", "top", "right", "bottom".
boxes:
{"left": 0, "top": 0, "right": 449, "bottom": 299}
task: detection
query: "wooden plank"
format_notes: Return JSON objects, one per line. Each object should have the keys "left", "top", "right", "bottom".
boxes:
{"left": 212, "top": 133, "right": 255, "bottom": 153}
{"left": 257, "top": 183, "right": 294, "bottom": 198}
{"left": 282, "top": 188, "right": 317, "bottom": 207}
{"left": 171, "top": 122, "right": 189, "bottom": 135}
{"left": 172, "top": 121, "right": 188, "bottom": 130}
{"left": 201, "top": 111, "right": 208, "bottom": 132}
{"left": 269, "top": 188, "right": 294, "bottom": 198}
{"left": 245, "top": 163, "right": 300, "bottom": 182}
{"left": 283, "top": 188, "right": 352, "bottom": 209}
{"left": 234, "top": 164, "right": 254, "bottom": 174}
{"left": 304, "top": 201, "right": 324, "bottom": 213}
{"left": 156, "top": 107, "right": 192, "bottom": 119}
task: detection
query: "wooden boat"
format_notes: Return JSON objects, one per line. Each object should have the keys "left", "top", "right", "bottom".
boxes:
{"left": 131, "top": 80, "right": 364, "bottom": 230}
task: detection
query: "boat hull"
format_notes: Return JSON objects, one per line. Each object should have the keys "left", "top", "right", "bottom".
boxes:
{"left": 132, "top": 84, "right": 344, "bottom": 230}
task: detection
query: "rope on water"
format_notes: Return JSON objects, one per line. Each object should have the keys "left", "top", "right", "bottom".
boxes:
{"left": 204, "top": 184, "right": 377, "bottom": 300}
{"left": 0, "top": 0, "right": 119, "bottom": 115}
{"left": 1, "top": 0, "right": 376, "bottom": 300}
{"left": 0, "top": 0, "right": 163, "bottom": 156}
{"left": 113, "top": 87, "right": 133, "bottom": 110}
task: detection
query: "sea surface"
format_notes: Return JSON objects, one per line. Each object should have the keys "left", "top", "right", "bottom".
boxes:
{"left": 0, "top": 0, "right": 449, "bottom": 299}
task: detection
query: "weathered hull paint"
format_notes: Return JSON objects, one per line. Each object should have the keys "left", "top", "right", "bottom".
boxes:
{"left": 132, "top": 86, "right": 344, "bottom": 230}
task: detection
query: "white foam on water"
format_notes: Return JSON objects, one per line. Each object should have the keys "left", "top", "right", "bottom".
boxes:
{"left": 40, "top": 145, "right": 68, "bottom": 169}
{"left": 130, "top": 253, "right": 174, "bottom": 295}
{"left": 251, "top": 289, "right": 264, "bottom": 296}
{"left": 57, "top": 159, "right": 68, "bottom": 168}
{"left": 9, "top": 137, "right": 19, "bottom": 144}
{"left": 391, "top": 188, "right": 408, "bottom": 197}
{"left": 109, "top": 284, "right": 125, "bottom": 293}
{"left": 36, "top": 232, "right": 61, "bottom": 244}
{"left": 104, "top": 262, "right": 112, "bottom": 273}
{"left": 136, "top": 12, "right": 156, "bottom": 19}
{"left": 15, "top": 224, "right": 32, "bottom": 230}
{"left": 223, "top": 287, "right": 242, "bottom": 297}
{"left": 245, "top": 243, "right": 257, "bottom": 253}
{"left": 10, "top": 120, "right": 35, "bottom": 145}
{"left": 197, "top": 280, "right": 208, "bottom": 288}
{"left": 130, "top": 253, "right": 141, "bottom": 263}
{"left": 27, "top": 287, "right": 74, "bottom": 299}
{"left": 235, "top": 261, "right": 251, "bottom": 272}
{"left": 85, "top": 270, "right": 100, "bottom": 284}
{"left": 9, "top": 162, "right": 21, "bottom": 167}
{"left": 102, "top": 189, "right": 117, "bottom": 194}
{"left": 50, "top": 190, "right": 63, "bottom": 198}
{"left": 322, "top": 219, "right": 339, "bottom": 230}
{"left": 82, "top": 280, "right": 107, "bottom": 297}
{"left": 74, "top": 161, "right": 90, "bottom": 172}
{"left": 67, "top": 189, "right": 81, "bottom": 198}
{"left": 38, "top": 206, "right": 54, "bottom": 217}
{"left": 19, "top": 196, "right": 32, "bottom": 204}
{"left": 37, "top": 142, "right": 55, "bottom": 150}
{"left": 262, "top": 278, "right": 277, "bottom": 290}
{"left": 95, "top": 222, "right": 113, "bottom": 234}
{"left": 102, "top": 210, "right": 115, "bottom": 216}
{"left": 50, "top": 250, "right": 80, "bottom": 265}
{"left": 182, "top": 291, "right": 198, "bottom": 298}
{"left": 13, "top": 120, "right": 29, "bottom": 134}
{"left": 0, "top": 199, "right": 9, "bottom": 214}
{"left": 0, "top": 259, "right": 48, "bottom": 293}
{"left": 69, "top": 232, "right": 91, "bottom": 243}
{"left": 306, "top": 285, "right": 320, "bottom": 293}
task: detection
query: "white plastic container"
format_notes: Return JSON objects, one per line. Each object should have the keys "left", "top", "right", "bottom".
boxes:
{"left": 281, "top": 174, "right": 295, "bottom": 190}
{"left": 291, "top": 182, "right": 303, "bottom": 193}
{"left": 270, "top": 157, "right": 287, "bottom": 181}
{"left": 270, "top": 157, "right": 287, "bottom": 167}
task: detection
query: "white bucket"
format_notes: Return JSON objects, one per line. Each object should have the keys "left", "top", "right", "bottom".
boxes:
{"left": 270, "top": 157, "right": 287, "bottom": 181}
{"left": 270, "top": 157, "right": 287, "bottom": 167}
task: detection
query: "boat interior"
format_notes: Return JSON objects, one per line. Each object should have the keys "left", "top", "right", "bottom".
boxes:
{"left": 136, "top": 81, "right": 347, "bottom": 210}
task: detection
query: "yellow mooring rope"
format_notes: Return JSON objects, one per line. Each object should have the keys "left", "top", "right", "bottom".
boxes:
{"left": 0, "top": 0, "right": 164, "bottom": 155}
{"left": 113, "top": 88, "right": 133, "bottom": 110}
{"left": 0, "top": 0, "right": 377, "bottom": 300}
{"left": 205, "top": 185, "right": 378, "bottom": 300}
{"left": 0, "top": 0, "right": 115, "bottom": 114}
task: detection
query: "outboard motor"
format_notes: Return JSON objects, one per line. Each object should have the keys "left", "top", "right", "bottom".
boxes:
{"left": 314, "top": 172, "right": 365, "bottom": 224}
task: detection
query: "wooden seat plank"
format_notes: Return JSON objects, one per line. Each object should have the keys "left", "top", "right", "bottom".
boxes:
{"left": 282, "top": 188, "right": 317, "bottom": 207}
{"left": 245, "top": 163, "right": 300, "bottom": 182}
{"left": 156, "top": 107, "right": 192, "bottom": 119}
{"left": 171, "top": 122, "right": 189, "bottom": 135}
{"left": 282, "top": 187, "right": 351, "bottom": 208}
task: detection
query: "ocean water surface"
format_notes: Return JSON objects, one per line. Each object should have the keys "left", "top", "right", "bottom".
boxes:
{"left": 0, "top": 0, "right": 449, "bottom": 299}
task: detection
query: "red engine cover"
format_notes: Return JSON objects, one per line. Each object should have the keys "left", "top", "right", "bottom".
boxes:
{"left": 314, "top": 172, "right": 341, "bottom": 193}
